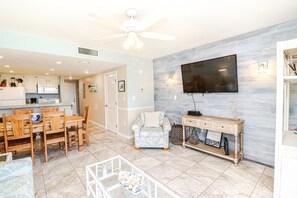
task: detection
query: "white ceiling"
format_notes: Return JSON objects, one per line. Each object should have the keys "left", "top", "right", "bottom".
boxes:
{"left": 0, "top": 0, "right": 297, "bottom": 78}
{"left": 0, "top": 48, "right": 122, "bottom": 79}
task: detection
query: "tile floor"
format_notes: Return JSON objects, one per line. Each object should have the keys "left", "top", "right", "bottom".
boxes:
{"left": 21, "top": 123, "right": 274, "bottom": 198}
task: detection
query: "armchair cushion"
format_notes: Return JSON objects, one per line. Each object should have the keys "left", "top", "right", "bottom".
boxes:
{"left": 144, "top": 112, "right": 160, "bottom": 127}
{"left": 140, "top": 127, "right": 164, "bottom": 138}
{"left": 142, "top": 111, "right": 165, "bottom": 127}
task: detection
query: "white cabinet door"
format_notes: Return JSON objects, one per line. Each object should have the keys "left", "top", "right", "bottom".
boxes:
{"left": 38, "top": 75, "right": 59, "bottom": 85}
{"left": 23, "top": 75, "right": 38, "bottom": 93}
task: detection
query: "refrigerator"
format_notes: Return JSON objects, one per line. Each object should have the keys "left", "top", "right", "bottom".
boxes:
{"left": 0, "top": 87, "right": 26, "bottom": 106}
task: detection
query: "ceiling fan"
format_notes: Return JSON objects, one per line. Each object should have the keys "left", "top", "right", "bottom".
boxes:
{"left": 88, "top": 8, "right": 175, "bottom": 49}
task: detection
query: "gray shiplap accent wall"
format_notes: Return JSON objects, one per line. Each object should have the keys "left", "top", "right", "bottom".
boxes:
{"left": 153, "top": 19, "right": 297, "bottom": 166}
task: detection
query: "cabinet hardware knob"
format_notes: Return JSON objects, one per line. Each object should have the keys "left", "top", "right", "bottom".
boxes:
{"left": 204, "top": 123, "right": 206, "bottom": 125}
{"left": 222, "top": 126, "right": 224, "bottom": 128}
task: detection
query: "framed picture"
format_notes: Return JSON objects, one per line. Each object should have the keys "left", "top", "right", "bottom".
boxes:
{"left": 88, "top": 84, "right": 97, "bottom": 93}
{"left": 118, "top": 80, "right": 125, "bottom": 92}
{"left": 204, "top": 130, "right": 223, "bottom": 148}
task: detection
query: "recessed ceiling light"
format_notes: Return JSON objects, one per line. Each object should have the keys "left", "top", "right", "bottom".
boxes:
{"left": 4, "top": 65, "right": 10, "bottom": 68}
{"left": 69, "top": 76, "right": 73, "bottom": 80}
{"left": 78, "top": 60, "right": 90, "bottom": 64}
{"left": 85, "top": 71, "right": 89, "bottom": 74}
{"left": 0, "top": 56, "right": 3, "bottom": 59}
{"left": 9, "top": 71, "right": 14, "bottom": 73}
{"left": 50, "top": 69, "right": 55, "bottom": 71}
{"left": 56, "top": 61, "right": 62, "bottom": 64}
{"left": 45, "top": 73, "right": 49, "bottom": 75}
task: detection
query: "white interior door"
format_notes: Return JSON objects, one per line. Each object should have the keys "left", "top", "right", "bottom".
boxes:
{"left": 64, "top": 82, "right": 78, "bottom": 115}
{"left": 105, "top": 73, "right": 118, "bottom": 133}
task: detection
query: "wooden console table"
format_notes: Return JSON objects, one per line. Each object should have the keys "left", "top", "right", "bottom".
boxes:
{"left": 182, "top": 115, "right": 244, "bottom": 165}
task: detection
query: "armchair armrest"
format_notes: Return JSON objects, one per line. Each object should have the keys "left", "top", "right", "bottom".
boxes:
{"left": 162, "top": 117, "right": 171, "bottom": 132}
{"left": 132, "top": 116, "right": 143, "bottom": 133}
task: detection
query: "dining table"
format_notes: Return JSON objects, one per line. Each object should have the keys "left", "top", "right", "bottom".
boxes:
{"left": 0, "top": 115, "right": 85, "bottom": 151}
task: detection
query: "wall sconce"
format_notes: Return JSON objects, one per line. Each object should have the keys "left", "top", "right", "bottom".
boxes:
{"left": 168, "top": 74, "right": 174, "bottom": 83}
{"left": 258, "top": 61, "right": 268, "bottom": 74}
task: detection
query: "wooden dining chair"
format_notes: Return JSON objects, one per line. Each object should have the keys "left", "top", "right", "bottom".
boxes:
{"left": 82, "top": 106, "right": 90, "bottom": 146}
{"left": 67, "top": 106, "right": 90, "bottom": 149}
{"left": 2, "top": 113, "right": 34, "bottom": 164}
{"left": 13, "top": 108, "right": 34, "bottom": 115}
{"left": 43, "top": 110, "right": 67, "bottom": 162}
{"left": 41, "top": 107, "right": 59, "bottom": 113}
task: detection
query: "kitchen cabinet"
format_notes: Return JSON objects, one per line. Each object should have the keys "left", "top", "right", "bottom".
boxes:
{"left": 23, "top": 75, "right": 38, "bottom": 93}
{"left": 38, "top": 76, "right": 60, "bottom": 86}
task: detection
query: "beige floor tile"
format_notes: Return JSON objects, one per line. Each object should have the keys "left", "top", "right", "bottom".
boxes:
{"left": 44, "top": 169, "right": 81, "bottom": 193}
{"left": 250, "top": 186, "right": 273, "bottom": 198}
{"left": 142, "top": 148, "right": 164, "bottom": 156}
{"left": 263, "top": 166, "right": 274, "bottom": 177}
{"left": 69, "top": 154, "right": 98, "bottom": 169}
{"left": 165, "top": 156, "right": 196, "bottom": 172}
{"left": 224, "top": 160, "right": 264, "bottom": 185}
{"left": 92, "top": 148, "right": 118, "bottom": 161}
{"left": 34, "top": 174, "right": 46, "bottom": 198}
{"left": 167, "top": 173, "right": 208, "bottom": 198}
{"left": 168, "top": 145, "right": 188, "bottom": 155}
{"left": 46, "top": 182, "right": 87, "bottom": 198}
{"left": 148, "top": 163, "right": 182, "bottom": 184}
{"left": 42, "top": 158, "right": 73, "bottom": 178}
{"left": 199, "top": 155, "right": 232, "bottom": 173}
{"left": 257, "top": 174, "right": 274, "bottom": 192}
{"left": 67, "top": 148, "right": 91, "bottom": 159}
{"left": 151, "top": 150, "right": 177, "bottom": 162}
{"left": 86, "top": 141, "right": 109, "bottom": 154}
{"left": 198, "top": 187, "right": 233, "bottom": 198}
{"left": 132, "top": 156, "right": 162, "bottom": 171}
{"left": 211, "top": 173, "right": 255, "bottom": 198}
{"left": 120, "top": 150, "right": 148, "bottom": 161}
{"left": 185, "top": 163, "right": 222, "bottom": 185}
{"left": 75, "top": 167, "right": 87, "bottom": 187}
{"left": 179, "top": 149, "right": 208, "bottom": 163}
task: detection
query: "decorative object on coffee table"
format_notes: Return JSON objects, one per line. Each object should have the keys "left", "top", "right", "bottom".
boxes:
{"left": 170, "top": 124, "right": 183, "bottom": 145}
{"left": 205, "top": 130, "right": 223, "bottom": 148}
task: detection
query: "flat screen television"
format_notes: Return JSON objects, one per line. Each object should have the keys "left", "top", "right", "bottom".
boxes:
{"left": 181, "top": 54, "right": 238, "bottom": 93}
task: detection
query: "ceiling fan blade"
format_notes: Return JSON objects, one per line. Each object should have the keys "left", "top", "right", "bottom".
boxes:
{"left": 88, "top": 13, "right": 126, "bottom": 32}
{"left": 137, "top": 14, "right": 162, "bottom": 31}
{"left": 94, "top": 34, "right": 126, "bottom": 40}
{"left": 139, "top": 32, "right": 175, "bottom": 41}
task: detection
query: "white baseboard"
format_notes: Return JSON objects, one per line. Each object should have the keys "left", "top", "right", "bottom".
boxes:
{"left": 89, "top": 120, "right": 134, "bottom": 139}
{"left": 89, "top": 120, "right": 106, "bottom": 129}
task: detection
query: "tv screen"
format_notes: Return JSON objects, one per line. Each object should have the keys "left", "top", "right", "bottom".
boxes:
{"left": 181, "top": 54, "right": 238, "bottom": 93}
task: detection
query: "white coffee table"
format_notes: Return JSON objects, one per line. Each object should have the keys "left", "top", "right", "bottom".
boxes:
{"left": 86, "top": 155, "right": 179, "bottom": 198}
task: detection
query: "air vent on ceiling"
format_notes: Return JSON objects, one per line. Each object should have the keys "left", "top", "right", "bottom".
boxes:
{"left": 78, "top": 47, "right": 98, "bottom": 56}
{"left": 292, "top": 54, "right": 297, "bottom": 59}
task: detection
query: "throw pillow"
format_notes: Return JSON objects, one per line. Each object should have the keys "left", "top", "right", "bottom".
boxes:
{"left": 144, "top": 112, "right": 161, "bottom": 128}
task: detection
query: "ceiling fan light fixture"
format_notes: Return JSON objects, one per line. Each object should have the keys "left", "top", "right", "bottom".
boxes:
{"left": 136, "top": 39, "right": 143, "bottom": 49}
{"left": 123, "top": 40, "right": 131, "bottom": 49}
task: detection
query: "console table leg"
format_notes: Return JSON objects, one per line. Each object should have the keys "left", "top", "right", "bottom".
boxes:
{"left": 234, "top": 134, "right": 238, "bottom": 165}
{"left": 182, "top": 125, "right": 185, "bottom": 149}
{"left": 240, "top": 132, "right": 243, "bottom": 160}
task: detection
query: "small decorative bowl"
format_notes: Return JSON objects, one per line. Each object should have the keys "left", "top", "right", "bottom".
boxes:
{"left": 31, "top": 113, "right": 42, "bottom": 123}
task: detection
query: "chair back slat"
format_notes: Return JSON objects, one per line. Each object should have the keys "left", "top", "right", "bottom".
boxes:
{"left": 84, "top": 106, "right": 90, "bottom": 122}
{"left": 43, "top": 110, "right": 66, "bottom": 134}
{"left": 42, "top": 107, "right": 59, "bottom": 113}
{"left": 13, "top": 108, "right": 34, "bottom": 115}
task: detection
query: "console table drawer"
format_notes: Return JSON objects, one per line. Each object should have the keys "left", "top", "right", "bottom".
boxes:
{"left": 214, "top": 123, "right": 234, "bottom": 133}
{"left": 197, "top": 120, "right": 214, "bottom": 129}
{"left": 183, "top": 118, "right": 198, "bottom": 127}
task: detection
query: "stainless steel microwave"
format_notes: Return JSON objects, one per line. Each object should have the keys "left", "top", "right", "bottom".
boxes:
{"left": 37, "top": 85, "right": 59, "bottom": 94}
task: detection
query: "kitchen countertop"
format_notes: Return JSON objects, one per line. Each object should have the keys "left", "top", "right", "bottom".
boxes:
{"left": 0, "top": 103, "right": 73, "bottom": 110}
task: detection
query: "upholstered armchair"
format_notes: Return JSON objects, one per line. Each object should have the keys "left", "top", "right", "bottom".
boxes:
{"left": 132, "top": 111, "right": 171, "bottom": 150}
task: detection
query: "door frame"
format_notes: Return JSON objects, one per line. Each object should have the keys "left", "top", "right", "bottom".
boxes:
{"left": 104, "top": 71, "right": 118, "bottom": 134}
